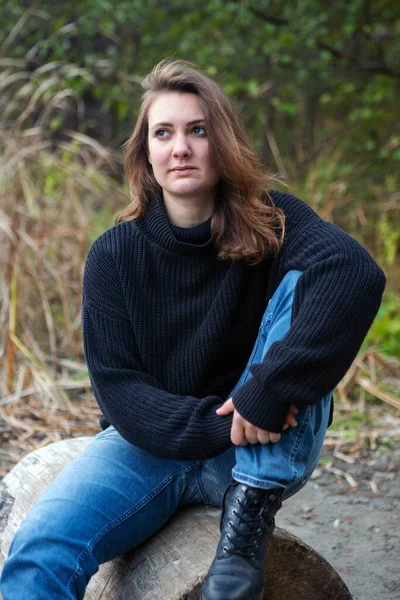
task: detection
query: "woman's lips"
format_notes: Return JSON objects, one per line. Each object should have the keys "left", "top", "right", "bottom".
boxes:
{"left": 171, "top": 167, "right": 196, "bottom": 175}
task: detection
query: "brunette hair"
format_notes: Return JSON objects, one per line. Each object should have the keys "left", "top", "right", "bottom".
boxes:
{"left": 119, "top": 59, "right": 285, "bottom": 263}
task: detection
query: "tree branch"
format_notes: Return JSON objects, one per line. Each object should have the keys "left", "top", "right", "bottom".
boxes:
{"left": 248, "top": 7, "right": 288, "bottom": 26}
{"left": 248, "top": 5, "right": 400, "bottom": 79}
{"left": 317, "top": 40, "right": 400, "bottom": 78}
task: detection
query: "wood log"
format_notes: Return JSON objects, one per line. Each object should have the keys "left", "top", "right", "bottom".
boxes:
{"left": 0, "top": 438, "right": 353, "bottom": 599}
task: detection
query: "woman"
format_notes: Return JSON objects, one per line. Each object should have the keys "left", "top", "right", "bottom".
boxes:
{"left": 0, "top": 60, "right": 385, "bottom": 600}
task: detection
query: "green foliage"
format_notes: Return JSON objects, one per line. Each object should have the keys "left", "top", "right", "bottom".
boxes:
{"left": 330, "top": 421, "right": 368, "bottom": 442}
{"left": 364, "top": 290, "right": 400, "bottom": 356}
{"left": 377, "top": 217, "right": 400, "bottom": 265}
{"left": 333, "top": 410, "right": 373, "bottom": 430}
{"left": 1, "top": 0, "right": 399, "bottom": 277}
{"left": 1, "top": 1, "right": 399, "bottom": 161}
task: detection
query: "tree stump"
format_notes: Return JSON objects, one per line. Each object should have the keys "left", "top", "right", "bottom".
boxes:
{"left": 0, "top": 438, "right": 353, "bottom": 599}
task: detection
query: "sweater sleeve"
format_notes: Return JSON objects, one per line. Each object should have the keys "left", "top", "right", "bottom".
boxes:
{"left": 82, "top": 239, "right": 232, "bottom": 461}
{"left": 232, "top": 193, "right": 386, "bottom": 432}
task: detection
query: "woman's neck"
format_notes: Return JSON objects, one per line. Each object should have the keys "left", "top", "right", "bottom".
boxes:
{"left": 162, "top": 192, "right": 214, "bottom": 228}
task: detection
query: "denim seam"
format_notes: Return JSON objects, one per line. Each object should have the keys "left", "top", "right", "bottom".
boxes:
{"left": 282, "top": 460, "right": 319, "bottom": 500}
{"left": 67, "top": 462, "right": 198, "bottom": 591}
{"left": 230, "top": 471, "right": 285, "bottom": 490}
{"left": 241, "top": 316, "right": 272, "bottom": 385}
{"left": 287, "top": 406, "right": 312, "bottom": 481}
{"left": 260, "top": 314, "right": 272, "bottom": 329}
{"left": 242, "top": 338, "right": 262, "bottom": 384}
{"left": 195, "top": 464, "right": 211, "bottom": 505}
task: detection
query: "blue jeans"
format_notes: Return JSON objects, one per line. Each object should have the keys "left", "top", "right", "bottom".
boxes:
{"left": 0, "top": 271, "right": 332, "bottom": 600}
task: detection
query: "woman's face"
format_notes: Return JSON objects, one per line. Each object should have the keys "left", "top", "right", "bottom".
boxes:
{"left": 147, "top": 92, "right": 220, "bottom": 205}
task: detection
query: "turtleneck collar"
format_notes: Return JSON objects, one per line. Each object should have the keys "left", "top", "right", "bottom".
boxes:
{"left": 139, "top": 195, "right": 215, "bottom": 256}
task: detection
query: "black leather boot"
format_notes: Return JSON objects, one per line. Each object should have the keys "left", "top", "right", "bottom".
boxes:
{"left": 201, "top": 481, "right": 283, "bottom": 600}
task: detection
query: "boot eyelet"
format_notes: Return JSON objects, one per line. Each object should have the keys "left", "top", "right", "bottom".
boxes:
{"left": 257, "top": 528, "right": 262, "bottom": 535}
{"left": 236, "top": 497, "right": 241, "bottom": 504}
{"left": 226, "top": 534, "right": 231, "bottom": 540}
{"left": 229, "top": 521, "right": 233, "bottom": 527}
{"left": 254, "top": 540, "right": 258, "bottom": 547}
{"left": 223, "top": 546, "right": 228, "bottom": 554}
{"left": 232, "top": 509, "right": 237, "bottom": 516}
{"left": 251, "top": 551, "right": 255, "bottom": 557}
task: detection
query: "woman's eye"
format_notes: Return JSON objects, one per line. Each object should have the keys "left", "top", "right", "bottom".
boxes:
{"left": 191, "top": 126, "right": 206, "bottom": 136}
{"left": 155, "top": 129, "right": 170, "bottom": 139}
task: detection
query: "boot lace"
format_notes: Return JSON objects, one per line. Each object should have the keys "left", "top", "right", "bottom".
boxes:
{"left": 222, "top": 497, "right": 268, "bottom": 560}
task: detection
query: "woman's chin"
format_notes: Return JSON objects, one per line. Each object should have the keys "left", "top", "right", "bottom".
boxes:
{"left": 165, "top": 184, "right": 210, "bottom": 199}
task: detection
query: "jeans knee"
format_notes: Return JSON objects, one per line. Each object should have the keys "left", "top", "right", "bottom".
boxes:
{"left": 8, "top": 512, "right": 48, "bottom": 556}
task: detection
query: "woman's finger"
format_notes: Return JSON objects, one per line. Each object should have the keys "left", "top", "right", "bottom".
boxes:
{"left": 231, "top": 425, "right": 247, "bottom": 445}
{"left": 286, "top": 414, "right": 298, "bottom": 427}
{"left": 216, "top": 397, "right": 235, "bottom": 415}
{"left": 231, "top": 412, "right": 248, "bottom": 445}
{"left": 244, "top": 424, "right": 259, "bottom": 444}
{"left": 257, "top": 430, "right": 271, "bottom": 444}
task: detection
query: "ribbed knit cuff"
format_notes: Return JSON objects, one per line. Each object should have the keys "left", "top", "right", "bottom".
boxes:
{"left": 198, "top": 409, "right": 234, "bottom": 457}
{"left": 142, "top": 405, "right": 234, "bottom": 461}
{"left": 232, "top": 378, "right": 289, "bottom": 433}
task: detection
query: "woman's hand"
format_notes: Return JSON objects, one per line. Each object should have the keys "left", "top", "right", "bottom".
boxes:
{"left": 282, "top": 403, "right": 299, "bottom": 431}
{"left": 216, "top": 398, "right": 299, "bottom": 445}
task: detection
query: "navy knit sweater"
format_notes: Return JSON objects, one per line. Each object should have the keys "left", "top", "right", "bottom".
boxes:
{"left": 82, "top": 191, "right": 385, "bottom": 460}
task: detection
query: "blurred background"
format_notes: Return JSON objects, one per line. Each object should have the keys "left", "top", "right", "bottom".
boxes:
{"left": 0, "top": 1, "right": 399, "bottom": 480}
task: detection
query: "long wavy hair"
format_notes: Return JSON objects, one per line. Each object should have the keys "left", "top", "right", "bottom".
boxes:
{"left": 119, "top": 59, "right": 285, "bottom": 264}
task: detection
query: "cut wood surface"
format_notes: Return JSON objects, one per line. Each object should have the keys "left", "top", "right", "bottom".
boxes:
{"left": 0, "top": 438, "right": 353, "bottom": 599}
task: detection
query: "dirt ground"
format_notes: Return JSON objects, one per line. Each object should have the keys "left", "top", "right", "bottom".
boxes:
{"left": 280, "top": 444, "right": 400, "bottom": 600}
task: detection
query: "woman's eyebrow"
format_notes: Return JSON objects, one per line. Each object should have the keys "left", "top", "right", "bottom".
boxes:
{"left": 150, "top": 119, "right": 205, "bottom": 130}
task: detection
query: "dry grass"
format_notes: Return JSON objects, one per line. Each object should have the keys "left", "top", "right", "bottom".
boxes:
{"left": 0, "top": 59, "right": 398, "bottom": 476}
{"left": 0, "top": 122, "right": 130, "bottom": 475}
{"left": 312, "top": 350, "right": 400, "bottom": 493}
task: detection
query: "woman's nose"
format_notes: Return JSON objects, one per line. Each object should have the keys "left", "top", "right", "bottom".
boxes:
{"left": 172, "top": 134, "right": 191, "bottom": 158}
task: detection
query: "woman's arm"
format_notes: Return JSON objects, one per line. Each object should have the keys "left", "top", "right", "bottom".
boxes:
{"left": 82, "top": 241, "right": 232, "bottom": 461}
{"left": 232, "top": 192, "right": 386, "bottom": 433}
